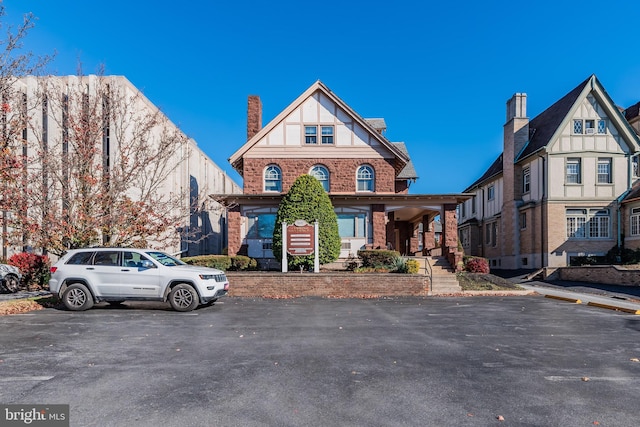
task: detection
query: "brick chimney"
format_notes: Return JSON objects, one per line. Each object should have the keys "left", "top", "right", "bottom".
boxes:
{"left": 502, "top": 93, "right": 529, "bottom": 269}
{"left": 247, "top": 95, "right": 262, "bottom": 140}
{"left": 505, "top": 93, "right": 529, "bottom": 159}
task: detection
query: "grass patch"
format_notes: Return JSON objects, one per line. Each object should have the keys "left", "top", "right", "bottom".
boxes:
{"left": 457, "top": 272, "right": 524, "bottom": 291}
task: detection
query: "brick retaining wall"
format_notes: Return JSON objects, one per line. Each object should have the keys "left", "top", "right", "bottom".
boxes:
{"left": 225, "top": 272, "right": 429, "bottom": 298}
{"left": 558, "top": 266, "right": 640, "bottom": 286}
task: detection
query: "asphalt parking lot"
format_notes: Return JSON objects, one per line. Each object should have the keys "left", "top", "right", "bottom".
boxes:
{"left": 1, "top": 296, "right": 639, "bottom": 427}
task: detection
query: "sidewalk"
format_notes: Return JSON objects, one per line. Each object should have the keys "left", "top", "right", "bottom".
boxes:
{"left": 495, "top": 269, "right": 640, "bottom": 314}
{"left": 0, "top": 290, "right": 51, "bottom": 302}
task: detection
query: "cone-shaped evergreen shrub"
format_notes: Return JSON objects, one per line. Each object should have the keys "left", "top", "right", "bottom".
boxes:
{"left": 273, "top": 175, "right": 341, "bottom": 270}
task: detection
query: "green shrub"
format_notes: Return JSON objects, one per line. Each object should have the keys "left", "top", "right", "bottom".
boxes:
{"left": 183, "top": 255, "right": 258, "bottom": 271}
{"left": 390, "top": 257, "right": 421, "bottom": 274}
{"left": 182, "top": 255, "right": 231, "bottom": 270}
{"left": 357, "top": 249, "right": 400, "bottom": 268}
{"left": 272, "top": 175, "right": 341, "bottom": 270}
{"left": 230, "top": 255, "right": 258, "bottom": 271}
{"left": 405, "top": 259, "right": 420, "bottom": 274}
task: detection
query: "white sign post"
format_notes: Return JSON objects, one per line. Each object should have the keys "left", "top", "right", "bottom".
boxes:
{"left": 282, "top": 221, "right": 288, "bottom": 273}
{"left": 314, "top": 220, "right": 319, "bottom": 273}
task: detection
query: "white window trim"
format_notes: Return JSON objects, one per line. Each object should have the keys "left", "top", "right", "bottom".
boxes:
{"left": 596, "top": 158, "right": 612, "bottom": 185}
{"left": 566, "top": 208, "right": 610, "bottom": 239}
{"left": 263, "top": 165, "right": 282, "bottom": 192}
{"left": 630, "top": 207, "right": 640, "bottom": 237}
{"left": 566, "top": 158, "right": 581, "bottom": 184}
{"left": 356, "top": 165, "right": 374, "bottom": 192}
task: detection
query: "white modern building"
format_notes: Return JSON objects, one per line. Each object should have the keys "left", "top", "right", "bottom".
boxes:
{"left": 0, "top": 75, "right": 240, "bottom": 258}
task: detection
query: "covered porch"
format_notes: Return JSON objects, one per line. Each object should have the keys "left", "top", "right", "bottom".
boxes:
{"left": 215, "top": 193, "right": 471, "bottom": 271}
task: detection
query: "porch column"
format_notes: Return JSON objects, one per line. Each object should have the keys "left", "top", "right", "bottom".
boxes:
{"left": 443, "top": 203, "right": 463, "bottom": 270}
{"left": 386, "top": 210, "right": 395, "bottom": 250}
{"left": 227, "top": 206, "right": 242, "bottom": 256}
{"left": 422, "top": 214, "right": 435, "bottom": 255}
{"left": 372, "top": 204, "right": 386, "bottom": 249}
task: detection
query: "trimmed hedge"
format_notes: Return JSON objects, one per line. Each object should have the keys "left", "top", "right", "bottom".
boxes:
{"left": 464, "top": 256, "right": 490, "bottom": 273}
{"left": 357, "top": 249, "right": 401, "bottom": 268}
{"left": 182, "top": 255, "right": 257, "bottom": 271}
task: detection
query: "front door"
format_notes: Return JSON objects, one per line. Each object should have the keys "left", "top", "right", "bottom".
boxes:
{"left": 119, "top": 251, "right": 162, "bottom": 297}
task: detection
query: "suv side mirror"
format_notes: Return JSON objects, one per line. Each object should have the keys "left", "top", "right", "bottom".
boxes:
{"left": 141, "top": 260, "right": 156, "bottom": 269}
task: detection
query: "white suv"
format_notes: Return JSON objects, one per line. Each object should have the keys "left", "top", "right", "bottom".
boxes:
{"left": 49, "top": 248, "right": 229, "bottom": 312}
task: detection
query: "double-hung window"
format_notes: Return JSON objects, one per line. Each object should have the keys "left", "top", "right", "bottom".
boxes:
{"left": 305, "top": 125, "right": 335, "bottom": 144}
{"left": 566, "top": 158, "right": 581, "bottom": 184}
{"left": 630, "top": 207, "right": 640, "bottom": 236}
{"left": 305, "top": 126, "right": 317, "bottom": 144}
{"left": 264, "top": 165, "right": 282, "bottom": 192}
{"left": 356, "top": 165, "right": 374, "bottom": 192}
{"left": 487, "top": 185, "right": 495, "bottom": 200}
{"left": 597, "top": 158, "right": 612, "bottom": 184}
{"left": 321, "top": 126, "right": 334, "bottom": 144}
{"left": 523, "top": 167, "right": 530, "bottom": 193}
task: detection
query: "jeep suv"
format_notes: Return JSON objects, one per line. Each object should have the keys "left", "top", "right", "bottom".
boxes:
{"left": 49, "top": 248, "right": 229, "bottom": 312}
{"left": 0, "top": 263, "right": 22, "bottom": 293}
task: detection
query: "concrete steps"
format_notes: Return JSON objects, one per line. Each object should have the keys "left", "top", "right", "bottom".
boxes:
{"left": 427, "top": 256, "right": 462, "bottom": 294}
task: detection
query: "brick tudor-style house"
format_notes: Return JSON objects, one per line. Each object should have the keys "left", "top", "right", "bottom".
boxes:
{"left": 458, "top": 75, "right": 640, "bottom": 271}
{"left": 216, "top": 81, "right": 470, "bottom": 269}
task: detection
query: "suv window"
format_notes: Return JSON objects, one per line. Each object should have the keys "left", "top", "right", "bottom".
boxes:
{"left": 93, "top": 251, "right": 120, "bottom": 266}
{"left": 67, "top": 251, "right": 95, "bottom": 265}
{"left": 123, "top": 251, "right": 151, "bottom": 268}
{"left": 147, "top": 251, "right": 185, "bottom": 266}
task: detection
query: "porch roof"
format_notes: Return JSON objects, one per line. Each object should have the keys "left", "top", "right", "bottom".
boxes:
{"left": 211, "top": 193, "right": 472, "bottom": 207}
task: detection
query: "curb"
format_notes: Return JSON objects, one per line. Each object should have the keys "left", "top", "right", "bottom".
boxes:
{"left": 586, "top": 301, "right": 640, "bottom": 315}
{"left": 544, "top": 294, "right": 582, "bottom": 304}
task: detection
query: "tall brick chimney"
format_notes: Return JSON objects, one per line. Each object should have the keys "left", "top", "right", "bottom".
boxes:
{"left": 247, "top": 95, "right": 262, "bottom": 140}
{"left": 502, "top": 93, "right": 529, "bottom": 269}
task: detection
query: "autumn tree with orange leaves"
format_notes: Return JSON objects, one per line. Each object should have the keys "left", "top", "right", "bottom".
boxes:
{"left": 0, "top": 5, "right": 52, "bottom": 259}
{"left": 3, "top": 73, "right": 194, "bottom": 256}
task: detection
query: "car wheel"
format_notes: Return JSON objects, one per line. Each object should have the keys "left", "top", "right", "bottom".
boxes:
{"left": 169, "top": 284, "right": 199, "bottom": 312}
{"left": 62, "top": 283, "right": 94, "bottom": 311}
{"left": 2, "top": 274, "right": 20, "bottom": 293}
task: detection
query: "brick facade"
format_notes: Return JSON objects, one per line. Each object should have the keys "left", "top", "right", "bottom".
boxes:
{"left": 371, "top": 204, "right": 387, "bottom": 249}
{"left": 242, "top": 158, "right": 398, "bottom": 194}
{"left": 247, "top": 96, "right": 262, "bottom": 140}
{"left": 226, "top": 272, "right": 429, "bottom": 297}
{"left": 227, "top": 206, "right": 242, "bottom": 256}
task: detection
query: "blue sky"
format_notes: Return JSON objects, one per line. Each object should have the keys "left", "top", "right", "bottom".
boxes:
{"left": 6, "top": 0, "right": 640, "bottom": 194}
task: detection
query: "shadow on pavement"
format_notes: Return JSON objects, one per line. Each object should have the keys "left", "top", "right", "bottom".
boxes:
{"left": 491, "top": 268, "right": 640, "bottom": 301}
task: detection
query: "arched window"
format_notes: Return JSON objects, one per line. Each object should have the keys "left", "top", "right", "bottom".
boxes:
{"left": 356, "top": 165, "right": 374, "bottom": 192}
{"left": 310, "top": 165, "right": 329, "bottom": 191}
{"left": 264, "top": 165, "right": 282, "bottom": 192}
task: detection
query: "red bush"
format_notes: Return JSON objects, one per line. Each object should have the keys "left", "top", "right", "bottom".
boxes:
{"left": 465, "top": 257, "right": 490, "bottom": 273}
{"left": 8, "top": 252, "right": 51, "bottom": 288}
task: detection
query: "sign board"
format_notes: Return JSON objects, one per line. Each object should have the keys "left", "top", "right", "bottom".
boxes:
{"left": 286, "top": 221, "right": 315, "bottom": 256}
